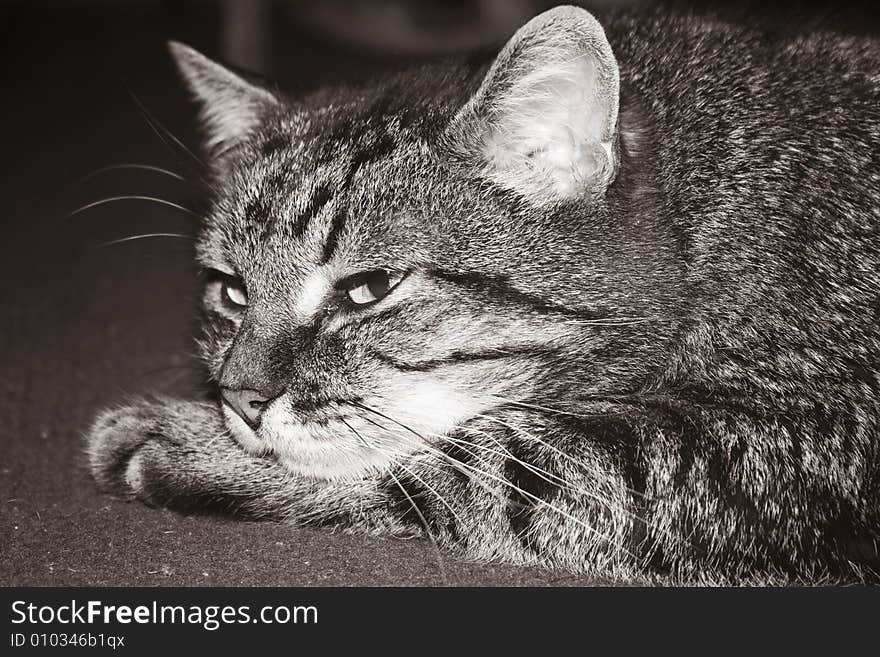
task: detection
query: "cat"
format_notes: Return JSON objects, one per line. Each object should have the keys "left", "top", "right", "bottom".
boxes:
{"left": 86, "top": 5, "right": 880, "bottom": 583}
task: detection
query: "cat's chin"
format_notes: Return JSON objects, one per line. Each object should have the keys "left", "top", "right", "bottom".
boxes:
{"left": 221, "top": 403, "right": 400, "bottom": 481}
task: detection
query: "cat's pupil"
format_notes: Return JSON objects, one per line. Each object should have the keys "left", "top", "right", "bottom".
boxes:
{"left": 366, "top": 271, "right": 390, "bottom": 299}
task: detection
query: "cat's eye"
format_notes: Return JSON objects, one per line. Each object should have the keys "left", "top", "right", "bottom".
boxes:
{"left": 222, "top": 278, "right": 248, "bottom": 308}
{"left": 344, "top": 270, "right": 403, "bottom": 306}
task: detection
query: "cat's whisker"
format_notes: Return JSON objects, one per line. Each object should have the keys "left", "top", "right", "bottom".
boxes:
{"left": 449, "top": 426, "right": 661, "bottom": 547}
{"left": 448, "top": 428, "right": 574, "bottom": 492}
{"left": 351, "top": 403, "right": 502, "bottom": 497}
{"left": 442, "top": 432, "right": 589, "bottom": 506}
{"left": 443, "top": 437, "right": 631, "bottom": 557}
{"left": 68, "top": 195, "right": 200, "bottom": 219}
{"left": 393, "top": 458, "right": 468, "bottom": 535}
{"left": 97, "top": 232, "right": 193, "bottom": 247}
{"left": 341, "top": 416, "right": 435, "bottom": 475}
{"left": 487, "top": 395, "right": 608, "bottom": 421}
{"left": 127, "top": 89, "right": 208, "bottom": 171}
{"left": 562, "top": 318, "right": 658, "bottom": 326}
{"left": 479, "top": 400, "right": 648, "bottom": 485}
{"left": 383, "top": 464, "right": 449, "bottom": 583}
{"left": 475, "top": 413, "right": 581, "bottom": 467}
{"left": 473, "top": 413, "right": 640, "bottom": 511}
{"left": 354, "top": 412, "right": 464, "bottom": 482}
{"left": 382, "top": 425, "right": 528, "bottom": 512}
{"left": 472, "top": 412, "right": 696, "bottom": 555}
{"left": 474, "top": 411, "right": 629, "bottom": 490}
{"left": 342, "top": 416, "right": 448, "bottom": 581}
{"left": 77, "top": 163, "right": 187, "bottom": 184}
{"left": 349, "top": 401, "right": 427, "bottom": 442}
{"left": 356, "top": 406, "right": 631, "bottom": 557}
{"left": 354, "top": 401, "right": 582, "bottom": 510}
{"left": 475, "top": 410, "right": 641, "bottom": 494}
{"left": 354, "top": 411, "right": 393, "bottom": 435}
{"left": 338, "top": 416, "right": 370, "bottom": 449}
{"left": 125, "top": 88, "right": 222, "bottom": 195}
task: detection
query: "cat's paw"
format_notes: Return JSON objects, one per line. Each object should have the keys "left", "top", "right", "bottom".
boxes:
{"left": 86, "top": 401, "right": 181, "bottom": 501}
{"left": 86, "top": 397, "right": 225, "bottom": 504}
{"left": 86, "top": 398, "right": 290, "bottom": 519}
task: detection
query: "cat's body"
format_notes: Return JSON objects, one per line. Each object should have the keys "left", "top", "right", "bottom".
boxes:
{"left": 88, "top": 7, "right": 880, "bottom": 582}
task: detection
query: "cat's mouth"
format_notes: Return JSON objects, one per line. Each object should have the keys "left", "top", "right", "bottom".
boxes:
{"left": 221, "top": 394, "right": 417, "bottom": 480}
{"left": 221, "top": 376, "right": 500, "bottom": 480}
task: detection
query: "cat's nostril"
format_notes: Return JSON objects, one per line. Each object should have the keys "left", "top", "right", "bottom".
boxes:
{"left": 221, "top": 387, "right": 274, "bottom": 430}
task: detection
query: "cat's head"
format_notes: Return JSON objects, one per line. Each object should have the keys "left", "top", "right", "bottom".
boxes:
{"left": 171, "top": 6, "right": 679, "bottom": 480}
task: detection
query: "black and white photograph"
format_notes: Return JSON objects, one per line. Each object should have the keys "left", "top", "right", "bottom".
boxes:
{"left": 2, "top": 0, "right": 880, "bottom": 636}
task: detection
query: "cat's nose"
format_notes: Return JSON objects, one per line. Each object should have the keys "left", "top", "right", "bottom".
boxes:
{"left": 220, "top": 387, "right": 274, "bottom": 429}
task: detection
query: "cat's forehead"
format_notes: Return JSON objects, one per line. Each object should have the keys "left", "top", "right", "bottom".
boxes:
{"left": 238, "top": 85, "right": 447, "bottom": 202}
{"left": 200, "top": 103, "right": 448, "bottom": 283}
{"left": 198, "top": 69, "right": 534, "bottom": 285}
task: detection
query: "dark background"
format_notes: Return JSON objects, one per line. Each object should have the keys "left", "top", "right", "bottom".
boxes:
{"left": 2, "top": 0, "right": 878, "bottom": 586}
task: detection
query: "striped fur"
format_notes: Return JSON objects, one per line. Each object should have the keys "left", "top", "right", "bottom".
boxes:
{"left": 87, "top": 7, "right": 880, "bottom": 582}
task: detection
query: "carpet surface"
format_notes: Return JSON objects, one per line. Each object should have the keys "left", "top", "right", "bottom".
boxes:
{"left": 0, "top": 2, "right": 614, "bottom": 587}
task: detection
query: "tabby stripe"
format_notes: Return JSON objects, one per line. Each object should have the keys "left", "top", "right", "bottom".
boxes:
{"left": 369, "top": 346, "right": 555, "bottom": 372}
{"left": 429, "top": 268, "right": 609, "bottom": 321}
{"left": 321, "top": 133, "right": 399, "bottom": 263}
{"left": 345, "top": 135, "right": 397, "bottom": 185}
{"left": 245, "top": 195, "right": 272, "bottom": 224}
{"left": 336, "top": 304, "right": 410, "bottom": 332}
{"left": 322, "top": 209, "right": 346, "bottom": 263}
{"left": 380, "top": 471, "right": 438, "bottom": 533}
{"left": 504, "top": 440, "right": 561, "bottom": 553}
{"left": 255, "top": 172, "right": 290, "bottom": 240}
{"left": 295, "top": 183, "right": 335, "bottom": 238}
{"left": 260, "top": 133, "right": 290, "bottom": 157}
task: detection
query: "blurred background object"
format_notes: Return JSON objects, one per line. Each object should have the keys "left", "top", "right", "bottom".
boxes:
{"left": 214, "top": 0, "right": 880, "bottom": 76}
{"left": 284, "top": 0, "right": 650, "bottom": 56}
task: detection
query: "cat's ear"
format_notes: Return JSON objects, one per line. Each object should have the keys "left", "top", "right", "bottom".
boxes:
{"left": 168, "top": 41, "right": 280, "bottom": 154}
{"left": 450, "top": 6, "right": 620, "bottom": 202}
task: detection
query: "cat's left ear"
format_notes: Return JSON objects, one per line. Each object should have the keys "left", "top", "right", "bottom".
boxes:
{"left": 168, "top": 41, "right": 280, "bottom": 155}
{"left": 449, "top": 6, "right": 619, "bottom": 202}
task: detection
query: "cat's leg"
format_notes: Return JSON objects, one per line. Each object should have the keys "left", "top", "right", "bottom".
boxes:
{"left": 86, "top": 397, "right": 415, "bottom": 536}
{"left": 390, "top": 402, "right": 880, "bottom": 579}
{"left": 366, "top": 410, "right": 651, "bottom": 576}
{"left": 85, "top": 399, "right": 648, "bottom": 574}
{"left": 87, "top": 398, "right": 878, "bottom": 578}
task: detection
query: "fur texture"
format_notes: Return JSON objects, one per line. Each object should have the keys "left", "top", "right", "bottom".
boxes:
{"left": 87, "top": 7, "right": 880, "bottom": 582}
